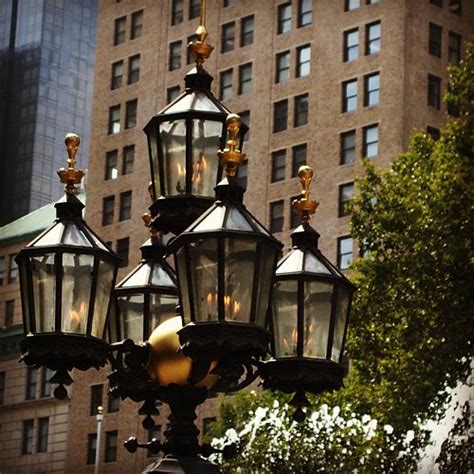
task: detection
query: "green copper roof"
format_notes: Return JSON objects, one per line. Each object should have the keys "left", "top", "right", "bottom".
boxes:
{"left": 0, "top": 193, "right": 86, "bottom": 249}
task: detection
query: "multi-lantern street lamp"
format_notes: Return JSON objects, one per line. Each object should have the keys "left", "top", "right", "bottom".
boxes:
{"left": 15, "top": 4, "right": 355, "bottom": 473}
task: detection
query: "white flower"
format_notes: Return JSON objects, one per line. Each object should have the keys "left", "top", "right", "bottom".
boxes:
{"left": 383, "top": 424, "right": 394, "bottom": 435}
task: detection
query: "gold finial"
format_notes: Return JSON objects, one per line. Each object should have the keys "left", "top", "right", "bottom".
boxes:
{"left": 292, "top": 166, "right": 319, "bottom": 223}
{"left": 188, "top": 0, "right": 214, "bottom": 65}
{"left": 57, "top": 133, "right": 85, "bottom": 194}
{"left": 142, "top": 212, "right": 159, "bottom": 238}
{"left": 217, "top": 114, "right": 246, "bottom": 177}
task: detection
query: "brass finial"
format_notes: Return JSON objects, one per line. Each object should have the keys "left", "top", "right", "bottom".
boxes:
{"left": 142, "top": 212, "right": 159, "bottom": 238}
{"left": 217, "top": 114, "right": 246, "bottom": 177}
{"left": 57, "top": 133, "right": 85, "bottom": 194}
{"left": 292, "top": 166, "right": 319, "bottom": 223}
{"left": 188, "top": 0, "right": 214, "bottom": 65}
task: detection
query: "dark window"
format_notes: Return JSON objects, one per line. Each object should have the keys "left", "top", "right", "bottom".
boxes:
{"left": 148, "top": 426, "right": 161, "bottom": 457}
{"left": 111, "top": 60, "right": 124, "bottom": 89}
{"left": 22, "top": 420, "right": 34, "bottom": 455}
{"left": 447, "top": 83, "right": 460, "bottom": 117}
{"left": 105, "top": 431, "right": 118, "bottom": 462}
{"left": 449, "top": 0, "right": 461, "bottom": 14}
{"left": 296, "top": 45, "right": 311, "bottom": 77}
{"left": 271, "top": 150, "right": 286, "bottom": 182}
{"left": 172, "top": 0, "right": 184, "bottom": 25}
{"left": 189, "top": 0, "right": 200, "bottom": 19}
{"left": 236, "top": 160, "right": 248, "bottom": 189}
{"left": 0, "top": 257, "right": 4, "bottom": 285}
{"left": 294, "top": 94, "right": 309, "bottom": 127}
{"left": 114, "top": 16, "right": 126, "bottom": 45}
{"left": 169, "top": 41, "right": 182, "bottom": 71}
{"left": 87, "top": 434, "right": 97, "bottom": 464}
{"left": 290, "top": 196, "right": 303, "bottom": 229}
{"left": 0, "top": 372, "right": 5, "bottom": 404}
{"left": 430, "top": 0, "right": 442, "bottom": 5}
{"left": 429, "top": 23, "right": 442, "bottom": 57}
{"left": 26, "top": 367, "right": 37, "bottom": 400}
{"left": 345, "top": 0, "right": 360, "bottom": 11}
{"left": 270, "top": 201, "right": 284, "bottom": 233}
{"left": 223, "top": 0, "right": 235, "bottom": 6}
{"left": 5, "top": 299, "right": 14, "bottom": 326}
{"left": 108, "top": 391, "right": 120, "bottom": 413}
{"left": 102, "top": 196, "right": 115, "bottom": 226}
{"left": 342, "top": 79, "right": 357, "bottom": 112}
{"left": 123, "top": 145, "right": 135, "bottom": 175}
{"left": 108, "top": 105, "right": 121, "bottom": 134}
{"left": 90, "top": 384, "right": 103, "bottom": 416}
{"left": 427, "top": 126, "right": 440, "bottom": 140}
{"left": 344, "top": 28, "right": 359, "bottom": 62}
{"left": 187, "top": 34, "right": 198, "bottom": 64}
{"left": 37, "top": 418, "right": 49, "bottom": 453}
{"left": 277, "top": 3, "right": 292, "bottom": 35}
{"left": 105, "top": 150, "right": 118, "bottom": 180}
{"left": 367, "top": 0, "right": 380, "bottom": 3}
{"left": 128, "top": 55, "right": 140, "bottom": 84}
{"left": 221, "top": 22, "right": 235, "bottom": 53}
{"left": 40, "top": 367, "right": 53, "bottom": 398}
{"left": 125, "top": 99, "right": 138, "bottom": 129}
{"left": 338, "top": 236, "right": 353, "bottom": 270}
{"left": 273, "top": 99, "right": 288, "bottom": 133}
{"left": 167, "top": 86, "right": 181, "bottom": 103}
{"left": 448, "top": 32, "right": 462, "bottom": 64}
{"left": 364, "top": 72, "right": 380, "bottom": 107}
{"left": 363, "top": 124, "right": 379, "bottom": 158}
{"left": 276, "top": 51, "right": 290, "bottom": 83}
{"left": 117, "top": 238, "right": 130, "bottom": 267}
{"left": 130, "top": 10, "right": 143, "bottom": 39}
{"left": 428, "top": 74, "right": 441, "bottom": 109}
{"left": 339, "top": 182, "right": 354, "bottom": 217}
{"left": 297, "top": 0, "right": 312, "bottom": 27}
{"left": 8, "top": 254, "right": 18, "bottom": 283}
{"left": 238, "top": 63, "right": 252, "bottom": 94}
{"left": 220, "top": 69, "right": 233, "bottom": 100}
{"left": 119, "top": 191, "right": 132, "bottom": 221}
{"left": 241, "top": 15, "right": 255, "bottom": 46}
{"left": 366, "top": 21, "right": 381, "bottom": 55}
{"left": 292, "top": 144, "right": 307, "bottom": 177}
{"left": 341, "top": 130, "right": 356, "bottom": 164}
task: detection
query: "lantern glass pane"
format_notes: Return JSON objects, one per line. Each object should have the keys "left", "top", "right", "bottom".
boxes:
{"left": 277, "top": 249, "right": 304, "bottom": 274}
{"left": 176, "top": 248, "right": 192, "bottom": 323}
{"left": 123, "top": 264, "right": 150, "bottom": 287}
{"left": 62, "top": 224, "right": 93, "bottom": 247}
{"left": 148, "top": 128, "right": 162, "bottom": 197}
{"left": 225, "top": 207, "right": 253, "bottom": 232}
{"left": 19, "top": 262, "right": 31, "bottom": 333}
{"left": 151, "top": 264, "right": 175, "bottom": 287}
{"left": 108, "top": 303, "right": 119, "bottom": 344}
{"left": 304, "top": 251, "right": 331, "bottom": 274}
{"left": 61, "top": 253, "right": 94, "bottom": 334}
{"left": 117, "top": 294, "right": 144, "bottom": 343}
{"left": 255, "top": 244, "right": 276, "bottom": 326}
{"left": 149, "top": 294, "right": 179, "bottom": 336}
{"left": 303, "top": 281, "right": 333, "bottom": 358}
{"left": 34, "top": 223, "right": 65, "bottom": 246}
{"left": 224, "top": 239, "right": 256, "bottom": 322}
{"left": 273, "top": 280, "right": 298, "bottom": 357}
{"left": 189, "top": 238, "right": 219, "bottom": 321}
{"left": 191, "top": 119, "right": 221, "bottom": 196}
{"left": 194, "top": 206, "right": 226, "bottom": 232}
{"left": 166, "top": 91, "right": 222, "bottom": 114}
{"left": 31, "top": 254, "right": 56, "bottom": 332}
{"left": 331, "top": 286, "right": 351, "bottom": 362}
{"left": 91, "top": 260, "right": 115, "bottom": 338}
{"left": 160, "top": 120, "right": 187, "bottom": 196}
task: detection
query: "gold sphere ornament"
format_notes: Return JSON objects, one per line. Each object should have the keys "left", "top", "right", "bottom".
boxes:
{"left": 147, "top": 316, "right": 218, "bottom": 389}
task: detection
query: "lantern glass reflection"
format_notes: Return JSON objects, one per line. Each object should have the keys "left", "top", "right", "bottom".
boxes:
{"left": 331, "top": 287, "right": 351, "bottom": 362}
{"left": 161, "top": 120, "right": 187, "bottom": 195}
{"left": 273, "top": 280, "right": 298, "bottom": 357}
{"left": 118, "top": 294, "right": 144, "bottom": 342}
{"left": 31, "top": 254, "right": 56, "bottom": 332}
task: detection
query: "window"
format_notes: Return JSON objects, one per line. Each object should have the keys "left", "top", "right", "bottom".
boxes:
{"left": 172, "top": 0, "right": 184, "bottom": 25}
{"left": 367, "top": 0, "right": 380, "bottom": 3}
{"left": 273, "top": 99, "right": 288, "bottom": 133}
{"left": 223, "top": 0, "right": 235, "bottom": 6}
{"left": 114, "top": 16, "right": 126, "bottom": 45}
{"left": 447, "top": 83, "right": 459, "bottom": 117}
{"left": 429, "top": 23, "right": 442, "bottom": 57}
{"left": 338, "top": 236, "right": 353, "bottom": 270}
{"left": 125, "top": 99, "right": 138, "bottom": 129}
{"left": 108, "top": 105, "right": 121, "bottom": 134}
{"left": 339, "top": 183, "right": 354, "bottom": 217}
{"left": 119, "top": 191, "right": 132, "bottom": 221}
{"left": 148, "top": 426, "right": 161, "bottom": 457}
{"left": 290, "top": 196, "right": 303, "bottom": 229}
{"left": 105, "top": 150, "right": 118, "bottom": 180}
{"left": 123, "top": 145, "right": 135, "bottom": 175}
{"left": 238, "top": 63, "right": 252, "bottom": 95}
{"left": 8, "top": 254, "right": 18, "bottom": 283}
{"left": 189, "top": 0, "right": 200, "bottom": 19}
{"left": 344, "top": 28, "right": 359, "bottom": 62}
{"left": 241, "top": 15, "right": 254, "bottom": 46}
{"left": 90, "top": 384, "right": 103, "bottom": 416}
{"left": 428, "top": 74, "right": 441, "bottom": 109}
{"left": 236, "top": 160, "right": 248, "bottom": 189}
{"left": 102, "top": 196, "right": 115, "bottom": 226}
{"left": 364, "top": 72, "right": 380, "bottom": 107}
{"left": 128, "top": 55, "right": 140, "bottom": 84}
{"left": 345, "top": 0, "right": 360, "bottom": 10}
{"left": 40, "top": 367, "right": 53, "bottom": 398}
{"left": 37, "top": 418, "right": 49, "bottom": 453}
{"left": 277, "top": 3, "right": 292, "bottom": 35}
{"left": 0, "top": 372, "right": 5, "bottom": 404}
{"left": 296, "top": 45, "right": 311, "bottom": 77}
{"left": 448, "top": 32, "right": 462, "bottom": 64}
{"left": 0, "top": 257, "right": 4, "bottom": 285}
{"left": 341, "top": 130, "right": 356, "bottom": 164}
{"left": 342, "top": 79, "right": 357, "bottom": 112}
{"left": 22, "top": 420, "right": 34, "bottom": 455}
{"left": 26, "top": 367, "right": 37, "bottom": 400}
{"left": 430, "top": 0, "right": 442, "bottom": 5}
{"left": 5, "top": 299, "right": 14, "bottom": 326}
{"left": 427, "top": 126, "right": 440, "bottom": 140}
{"left": 167, "top": 86, "right": 181, "bottom": 103}
{"left": 111, "top": 61, "right": 123, "bottom": 89}
{"left": 270, "top": 201, "right": 284, "bottom": 233}
{"left": 117, "top": 238, "right": 130, "bottom": 267}
{"left": 169, "top": 41, "right": 182, "bottom": 71}
{"left": 297, "top": 0, "right": 312, "bottom": 27}
{"left": 363, "top": 124, "right": 379, "bottom": 158}
{"left": 87, "top": 434, "right": 97, "bottom": 464}
{"left": 239, "top": 110, "right": 250, "bottom": 141}
{"left": 108, "top": 391, "right": 120, "bottom": 413}
{"left": 449, "top": 0, "right": 461, "bottom": 14}
{"left": 271, "top": 150, "right": 286, "bottom": 182}
{"left": 366, "top": 21, "right": 381, "bottom": 55}
{"left": 220, "top": 69, "right": 233, "bottom": 100}
{"left": 131, "top": 10, "right": 143, "bottom": 39}
{"left": 276, "top": 51, "right": 290, "bottom": 84}
{"left": 105, "top": 431, "right": 118, "bottom": 462}
{"left": 221, "top": 22, "right": 235, "bottom": 53}
{"left": 292, "top": 144, "right": 307, "bottom": 177}
{"left": 294, "top": 94, "right": 309, "bottom": 127}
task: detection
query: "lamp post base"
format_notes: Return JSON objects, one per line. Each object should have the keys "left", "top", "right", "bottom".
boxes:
{"left": 144, "top": 455, "right": 220, "bottom": 473}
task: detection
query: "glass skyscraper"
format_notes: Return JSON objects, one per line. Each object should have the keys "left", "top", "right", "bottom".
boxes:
{"left": 0, "top": 0, "right": 98, "bottom": 225}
